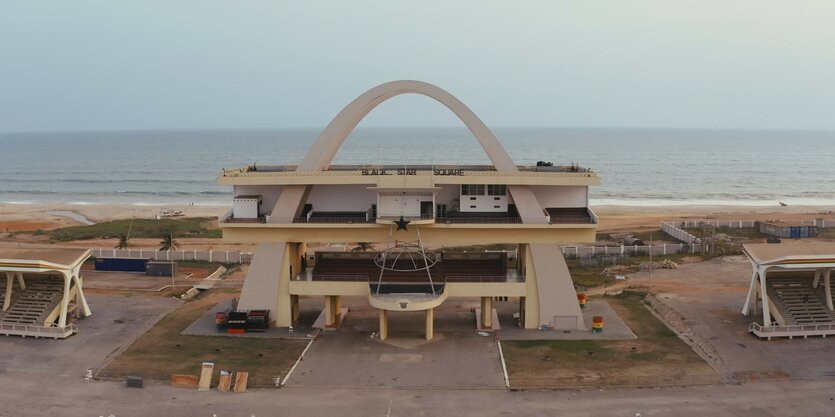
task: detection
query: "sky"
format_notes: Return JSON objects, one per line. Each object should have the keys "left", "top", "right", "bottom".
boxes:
{"left": 1, "top": 1, "right": 834, "bottom": 132}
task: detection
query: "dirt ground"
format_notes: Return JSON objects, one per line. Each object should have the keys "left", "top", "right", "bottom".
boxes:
{"left": 606, "top": 256, "right": 835, "bottom": 381}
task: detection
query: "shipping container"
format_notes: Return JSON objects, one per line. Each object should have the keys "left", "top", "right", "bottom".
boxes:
{"left": 145, "top": 261, "right": 177, "bottom": 276}
{"left": 95, "top": 257, "right": 149, "bottom": 272}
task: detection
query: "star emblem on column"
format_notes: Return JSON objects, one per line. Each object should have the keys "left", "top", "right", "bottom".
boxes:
{"left": 394, "top": 216, "right": 410, "bottom": 231}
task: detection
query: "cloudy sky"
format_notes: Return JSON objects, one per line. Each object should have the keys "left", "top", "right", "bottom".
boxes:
{"left": 1, "top": 1, "right": 834, "bottom": 132}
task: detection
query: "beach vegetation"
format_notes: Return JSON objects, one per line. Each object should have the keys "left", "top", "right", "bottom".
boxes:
{"left": 159, "top": 233, "right": 181, "bottom": 252}
{"left": 48, "top": 217, "right": 221, "bottom": 241}
{"left": 114, "top": 233, "right": 130, "bottom": 249}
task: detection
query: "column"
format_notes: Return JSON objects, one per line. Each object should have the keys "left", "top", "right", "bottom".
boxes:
{"left": 290, "top": 295, "right": 300, "bottom": 324}
{"left": 16, "top": 272, "right": 25, "bottom": 290}
{"left": 481, "top": 296, "right": 493, "bottom": 329}
{"left": 379, "top": 309, "right": 388, "bottom": 340}
{"left": 57, "top": 272, "right": 72, "bottom": 328}
{"left": 825, "top": 269, "right": 833, "bottom": 311}
{"left": 425, "top": 308, "right": 434, "bottom": 341}
{"left": 3, "top": 272, "right": 12, "bottom": 311}
{"left": 813, "top": 270, "right": 822, "bottom": 288}
{"left": 760, "top": 267, "right": 771, "bottom": 326}
{"left": 324, "top": 295, "right": 338, "bottom": 327}
{"left": 741, "top": 269, "right": 759, "bottom": 316}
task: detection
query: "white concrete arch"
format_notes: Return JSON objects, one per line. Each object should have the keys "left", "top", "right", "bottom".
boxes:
{"left": 297, "top": 80, "right": 518, "bottom": 173}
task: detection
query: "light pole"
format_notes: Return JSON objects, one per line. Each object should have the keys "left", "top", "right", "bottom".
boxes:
{"left": 648, "top": 234, "right": 653, "bottom": 295}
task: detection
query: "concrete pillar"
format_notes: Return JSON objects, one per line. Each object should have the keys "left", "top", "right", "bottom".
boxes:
{"left": 425, "top": 308, "right": 434, "bottom": 340}
{"left": 813, "top": 270, "right": 822, "bottom": 288}
{"left": 57, "top": 272, "right": 72, "bottom": 328}
{"left": 741, "top": 270, "right": 759, "bottom": 316}
{"left": 3, "top": 272, "right": 13, "bottom": 311}
{"left": 825, "top": 269, "right": 833, "bottom": 311}
{"left": 379, "top": 309, "right": 388, "bottom": 340}
{"left": 72, "top": 274, "right": 92, "bottom": 317}
{"left": 290, "top": 295, "right": 300, "bottom": 324}
{"left": 324, "top": 295, "right": 339, "bottom": 327}
{"left": 481, "top": 296, "right": 493, "bottom": 329}
{"left": 760, "top": 268, "right": 771, "bottom": 326}
{"left": 518, "top": 297, "right": 526, "bottom": 327}
{"left": 16, "top": 272, "right": 25, "bottom": 291}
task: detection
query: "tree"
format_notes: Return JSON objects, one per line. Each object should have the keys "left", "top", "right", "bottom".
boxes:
{"left": 114, "top": 233, "right": 130, "bottom": 250}
{"left": 351, "top": 242, "right": 374, "bottom": 252}
{"left": 159, "top": 233, "right": 180, "bottom": 252}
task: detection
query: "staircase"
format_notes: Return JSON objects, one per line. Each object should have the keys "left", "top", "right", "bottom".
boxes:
{"left": 767, "top": 277, "right": 835, "bottom": 325}
{"left": 0, "top": 278, "right": 65, "bottom": 326}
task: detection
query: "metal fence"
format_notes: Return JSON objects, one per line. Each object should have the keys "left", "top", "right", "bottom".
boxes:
{"left": 672, "top": 218, "right": 833, "bottom": 229}
{"left": 90, "top": 249, "right": 252, "bottom": 264}
{"left": 561, "top": 243, "right": 702, "bottom": 259}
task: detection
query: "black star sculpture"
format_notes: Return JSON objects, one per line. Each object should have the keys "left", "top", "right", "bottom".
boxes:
{"left": 394, "top": 216, "right": 410, "bottom": 231}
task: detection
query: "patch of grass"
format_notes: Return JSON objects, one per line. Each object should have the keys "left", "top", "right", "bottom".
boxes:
{"left": 49, "top": 217, "right": 221, "bottom": 241}
{"left": 683, "top": 226, "right": 769, "bottom": 241}
{"left": 502, "top": 295, "right": 716, "bottom": 387}
{"left": 101, "top": 289, "right": 307, "bottom": 386}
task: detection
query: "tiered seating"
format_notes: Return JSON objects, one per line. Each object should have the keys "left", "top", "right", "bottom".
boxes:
{"left": 311, "top": 253, "right": 506, "bottom": 283}
{"left": 0, "top": 277, "right": 65, "bottom": 326}
{"left": 767, "top": 276, "right": 835, "bottom": 325}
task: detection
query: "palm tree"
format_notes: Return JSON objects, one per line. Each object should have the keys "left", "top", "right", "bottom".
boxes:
{"left": 351, "top": 242, "right": 374, "bottom": 252}
{"left": 114, "top": 233, "right": 130, "bottom": 250}
{"left": 159, "top": 233, "right": 180, "bottom": 252}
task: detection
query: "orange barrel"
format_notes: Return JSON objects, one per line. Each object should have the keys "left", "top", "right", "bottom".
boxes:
{"left": 577, "top": 293, "right": 587, "bottom": 308}
{"left": 592, "top": 316, "right": 604, "bottom": 333}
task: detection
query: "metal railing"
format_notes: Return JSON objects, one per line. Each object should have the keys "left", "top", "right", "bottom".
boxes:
{"left": 90, "top": 248, "right": 251, "bottom": 264}
{"left": 437, "top": 216, "right": 524, "bottom": 224}
{"left": 549, "top": 215, "right": 596, "bottom": 224}
{"left": 445, "top": 275, "right": 524, "bottom": 283}
{"left": 308, "top": 274, "right": 522, "bottom": 283}
{"left": 748, "top": 321, "right": 835, "bottom": 338}
{"left": 309, "top": 274, "right": 370, "bottom": 282}
{"left": 0, "top": 322, "right": 78, "bottom": 338}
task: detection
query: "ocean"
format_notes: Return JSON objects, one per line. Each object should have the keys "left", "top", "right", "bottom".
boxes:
{"left": 0, "top": 127, "right": 833, "bottom": 207}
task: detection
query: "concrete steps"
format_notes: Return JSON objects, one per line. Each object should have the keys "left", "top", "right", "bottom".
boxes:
{"left": 0, "top": 279, "right": 64, "bottom": 325}
{"left": 767, "top": 277, "right": 835, "bottom": 325}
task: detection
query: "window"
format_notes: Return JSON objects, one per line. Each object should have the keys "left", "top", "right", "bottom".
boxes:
{"left": 461, "top": 184, "right": 485, "bottom": 196}
{"left": 487, "top": 185, "right": 506, "bottom": 196}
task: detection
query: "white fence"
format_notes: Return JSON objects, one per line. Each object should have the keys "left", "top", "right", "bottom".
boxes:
{"left": 672, "top": 218, "right": 833, "bottom": 229}
{"left": 90, "top": 249, "right": 252, "bottom": 264}
{"left": 561, "top": 243, "right": 702, "bottom": 258}
{"left": 661, "top": 221, "right": 701, "bottom": 244}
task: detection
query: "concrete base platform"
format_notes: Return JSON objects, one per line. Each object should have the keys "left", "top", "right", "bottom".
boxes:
{"left": 498, "top": 300, "right": 636, "bottom": 340}
{"left": 474, "top": 308, "right": 500, "bottom": 332}
{"left": 312, "top": 307, "right": 349, "bottom": 331}
{"left": 181, "top": 299, "right": 316, "bottom": 339}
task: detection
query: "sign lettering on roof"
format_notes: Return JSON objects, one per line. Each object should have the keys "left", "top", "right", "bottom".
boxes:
{"left": 359, "top": 168, "right": 463, "bottom": 176}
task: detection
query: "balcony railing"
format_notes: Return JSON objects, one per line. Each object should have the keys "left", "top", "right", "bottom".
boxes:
{"left": 307, "top": 274, "right": 523, "bottom": 283}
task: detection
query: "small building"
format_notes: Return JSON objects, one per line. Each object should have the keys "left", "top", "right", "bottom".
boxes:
{"left": 232, "top": 195, "right": 263, "bottom": 221}
{"left": 0, "top": 248, "right": 92, "bottom": 339}
{"left": 758, "top": 221, "right": 817, "bottom": 239}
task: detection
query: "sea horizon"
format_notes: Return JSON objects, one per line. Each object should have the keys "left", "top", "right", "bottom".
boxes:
{"left": 2, "top": 127, "right": 833, "bottom": 207}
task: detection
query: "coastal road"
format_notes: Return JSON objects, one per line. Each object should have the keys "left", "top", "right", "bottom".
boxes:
{"left": 0, "top": 374, "right": 832, "bottom": 417}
